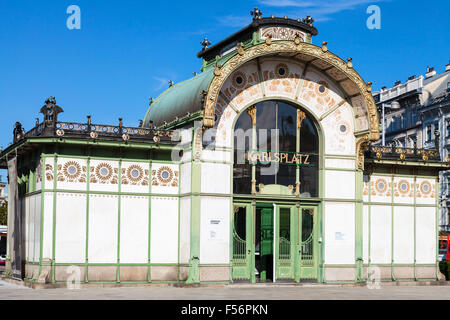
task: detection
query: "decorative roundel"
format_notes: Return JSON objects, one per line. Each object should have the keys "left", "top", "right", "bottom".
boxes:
{"left": 275, "top": 63, "right": 289, "bottom": 78}
{"left": 420, "top": 181, "right": 432, "bottom": 195}
{"left": 96, "top": 163, "right": 113, "bottom": 181}
{"left": 315, "top": 81, "right": 329, "bottom": 96}
{"left": 126, "top": 165, "right": 143, "bottom": 183}
{"left": 63, "top": 161, "right": 81, "bottom": 180}
{"left": 232, "top": 71, "right": 247, "bottom": 89}
{"left": 338, "top": 121, "right": 350, "bottom": 135}
{"left": 375, "top": 178, "right": 388, "bottom": 194}
{"left": 157, "top": 166, "right": 173, "bottom": 184}
{"left": 398, "top": 180, "right": 410, "bottom": 195}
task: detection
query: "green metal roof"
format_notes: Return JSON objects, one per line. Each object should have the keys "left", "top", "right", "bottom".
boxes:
{"left": 143, "top": 68, "right": 215, "bottom": 128}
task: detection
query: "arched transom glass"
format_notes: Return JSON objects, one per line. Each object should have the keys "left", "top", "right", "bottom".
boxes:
{"left": 233, "top": 100, "right": 319, "bottom": 197}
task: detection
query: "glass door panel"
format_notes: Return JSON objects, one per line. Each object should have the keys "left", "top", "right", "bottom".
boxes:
{"left": 232, "top": 204, "right": 252, "bottom": 281}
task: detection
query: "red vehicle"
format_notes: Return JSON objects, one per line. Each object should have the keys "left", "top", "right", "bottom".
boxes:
{"left": 439, "top": 234, "right": 450, "bottom": 261}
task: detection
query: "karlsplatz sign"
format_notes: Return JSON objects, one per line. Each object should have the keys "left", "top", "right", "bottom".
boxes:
{"left": 245, "top": 150, "right": 316, "bottom": 166}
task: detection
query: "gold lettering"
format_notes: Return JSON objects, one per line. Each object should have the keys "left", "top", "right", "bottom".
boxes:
{"left": 261, "top": 152, "right": 269, "bottom": 163}
{"left": 291, "top": 154, "right": 299, "bottom": 164}
{"left": 304, "top": 154, "right": 310, "bottom": 165}
{"left": 280, "top": 153, "right": 288, "bottom": 163}
{"left": 274, "top": 152, "right": 280, "bottom": 162}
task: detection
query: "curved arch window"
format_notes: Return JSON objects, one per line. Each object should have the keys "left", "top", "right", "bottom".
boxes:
{"left": 233, "top": 100, "right": 319, "bottom": 197}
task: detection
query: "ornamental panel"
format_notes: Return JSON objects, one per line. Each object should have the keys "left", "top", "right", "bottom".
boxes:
{"left": 121, "top": 161, "right": 150, "bottom": 194}
{"left": 89, "top": 160, "right": 119, "bottom": 193}
{"left": 151, "top": 163, "right": 179, "bottom": 195}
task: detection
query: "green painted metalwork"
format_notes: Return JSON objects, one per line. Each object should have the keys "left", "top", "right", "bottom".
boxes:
{"left": 143, "top": 69, "right": 215, "bottom": 128}
{"left": 231, "top": 204, "right": 252, "bottom": 281}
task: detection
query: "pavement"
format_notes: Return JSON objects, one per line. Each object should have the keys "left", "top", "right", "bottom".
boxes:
{"left": 0, "top": 280, "right": 450, "bottom": 300}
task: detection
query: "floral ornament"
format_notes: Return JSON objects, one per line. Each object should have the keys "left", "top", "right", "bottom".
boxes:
{"left": 374, "top": 178, "right": 388, "bottom": 194}
{"left": 398, "top": 180, "right": 410, "bottom": 195}
{"left": 63, "top": 161, "right": 81, "bottom": 180}
{"left": 420, "top": 181, "right": 432, "bottom": 195}
{"left": 157, "top": 166, "right": 173, "bottom": 184}
{"left": 127, "top": 165, "right": 143, "bottom": 183}
{"left": 95, "top": 163, "right": 113, "bottom": 182}
{"left": 45, "top": 164, "right": 54, "bottom": 181}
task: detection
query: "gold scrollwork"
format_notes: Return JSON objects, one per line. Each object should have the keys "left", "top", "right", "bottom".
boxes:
{"left": 202, "top": 41, "right": 380, "bottom": 142}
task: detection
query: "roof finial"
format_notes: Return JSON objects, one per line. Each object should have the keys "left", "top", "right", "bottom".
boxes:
{"left": 251, "top": 8, "right": 262, "bottom": 20}
{"left": 302, "top": 15, "right": 314, "bottom": 26}
{"left": 201, "top": 38, "right": 211, "bottom": 50}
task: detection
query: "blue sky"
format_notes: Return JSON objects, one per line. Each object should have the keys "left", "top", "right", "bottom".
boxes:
{"left": 0, "top": 0, "right": 449, "bottom": 181}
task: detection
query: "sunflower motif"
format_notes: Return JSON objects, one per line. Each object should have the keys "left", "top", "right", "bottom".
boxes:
{"left": 95, "top": 163, "right": 113, "bottom": 181}
{"left": 63, "top": 161, "right": 81, "bottom": 180}
{"left": 126, "top": 165, "right": 143, "bottom": 183}
{"left": 375, "top": 178, "right": 388, "bottom": 194}
{"left": 420, "top": 181, "right": 432, "bottom": 195}
{"left": 157, "top": 166, "right": 173, "bottom": 184}
{"left": 398, "top": 180, "right": 410, "bottom": 195}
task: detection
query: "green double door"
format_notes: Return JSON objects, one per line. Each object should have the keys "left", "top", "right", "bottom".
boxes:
{"left": 232, "top": 203, "right": 319, "bottom": 282}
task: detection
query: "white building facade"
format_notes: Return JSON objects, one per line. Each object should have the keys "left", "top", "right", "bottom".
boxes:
{"left": 1, "top": 13, "right": 448, "bottom": 286}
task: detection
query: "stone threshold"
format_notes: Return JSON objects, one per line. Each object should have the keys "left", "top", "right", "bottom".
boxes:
{"left": 1, "top": 275, "right": 448, "bottom": 290}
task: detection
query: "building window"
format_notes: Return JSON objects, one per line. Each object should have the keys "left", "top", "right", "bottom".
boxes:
{"left": 233, "top": 100, "right": 319, "bottom": 197}
{"left": 427, "top": 125, "right": 432, "bottom": 142}
{"left": 447, "top": 120, "right": 450, "bottom": 137}
{"left": 447, "top": 82, "right": 450, "bottom": 91}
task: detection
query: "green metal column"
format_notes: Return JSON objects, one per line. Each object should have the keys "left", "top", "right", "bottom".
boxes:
{"left": 186, "top": 126, "right": 202, "bottom": 284}
{"left": 355, "top": 170, "right": 364, "bottom": 282}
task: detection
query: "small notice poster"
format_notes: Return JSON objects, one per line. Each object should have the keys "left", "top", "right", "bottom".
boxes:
{"left": 208, "top": 219, "right": 223, "bottom": 241}
{"left": 335, "top": 232, "right": 345, "bottom": 241}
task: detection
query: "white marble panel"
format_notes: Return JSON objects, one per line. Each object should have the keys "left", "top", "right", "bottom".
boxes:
{"left": 120, "top": 196, "right": 149, "bottom": 263}
{"left": 150, "top": 197, "right": 179, "bottom": 263}
{"left": 88, "top": 194, "right": 118, "bottom": 263}
{"left": 370, "top": 205, "right": 392, "bottom": 264}
{"left": 416, "top": 207, "right": 436, "bottom": 264}
{"left": 55, "top": 193, "right": 87, "bottom": 263}
{"left": 324, "top": 170, "right": 355, "bottom": 199}
{"left": 393, "top": 206, "right": 414, "bottom": 264}
{"left": 324, "top": 202, "right": 355, "bottom": 264}
{"left": 200, "top": 197, "right": 230, "bottom": 264}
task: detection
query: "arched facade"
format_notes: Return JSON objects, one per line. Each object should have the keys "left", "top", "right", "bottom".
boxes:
{"left": 1, "top": 13, "right": 445, "bottom": 286}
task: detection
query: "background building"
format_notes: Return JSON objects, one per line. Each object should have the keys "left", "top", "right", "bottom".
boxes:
{"left": 373, "top": 62, "right": 450, "bottom": 231}
{"left": 0, "top": 177, "right": 6, "bottom": 204}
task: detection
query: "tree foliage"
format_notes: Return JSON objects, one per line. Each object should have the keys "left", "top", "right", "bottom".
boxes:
{"left": 0, "top": 201, "right": 7, "bottom": 225}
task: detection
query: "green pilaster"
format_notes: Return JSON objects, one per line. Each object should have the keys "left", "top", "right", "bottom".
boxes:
{"left": 355, "top": 170, "right": 363, "bottom": 282}
{"left": 148, "top": 159, "right": 152, "bottom": 282}
{"left": 51, "top": 155, "right": 58, "bottom": 283}
{"left": 85, "top": 157, "right": 91, "bottom": 283}
{"left": 186, "top": 126, "right": 201, "bottom": 284}
{"left": 391, "top": 174, "right": 395, "bottom": 281}
{"left": 117, "top": 160, "right": 122, "bottom": 283}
